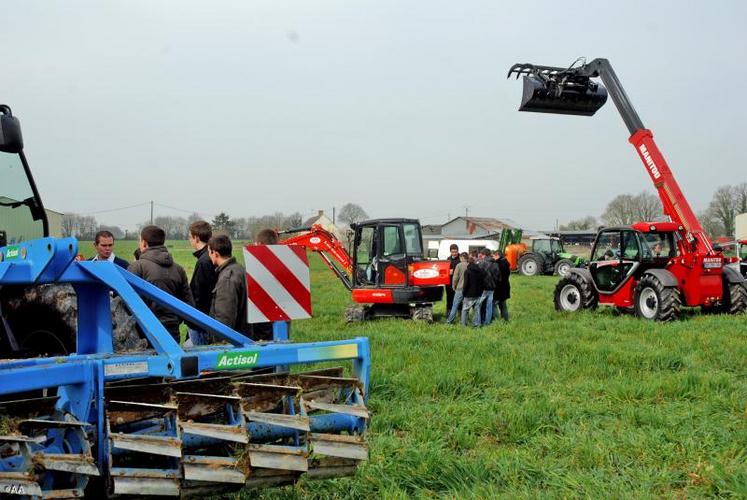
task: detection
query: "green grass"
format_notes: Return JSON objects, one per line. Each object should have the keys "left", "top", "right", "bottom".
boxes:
{"left": 81, "top": 240, "right": 747, "bottom": 498}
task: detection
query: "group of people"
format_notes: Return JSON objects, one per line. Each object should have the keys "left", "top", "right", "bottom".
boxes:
{"left": 88, "top": 222, "right": 275, "bottom": 344}
{"left": 444, "top": 244, "right": 511, "bottom": 327}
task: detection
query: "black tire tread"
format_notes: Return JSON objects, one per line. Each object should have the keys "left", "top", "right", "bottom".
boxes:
{"left": 554, "top": 273, "right": 598, "bottom": 312}
{"left": 634, "top": 274, "right": 681, "bottom": 321}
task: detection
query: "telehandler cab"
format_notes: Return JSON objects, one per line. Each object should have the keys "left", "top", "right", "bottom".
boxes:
{"left": 508, "top": 58, "right": 747, "bottom": 320}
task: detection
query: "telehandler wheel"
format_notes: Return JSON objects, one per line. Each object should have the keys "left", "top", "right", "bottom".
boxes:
{"left": 554, "top": 274, "right": 597, "bottom": 312}
{"left": 554, "top": 259, "right": 574, "bottom": 278}
{"left": 633, "top": 275, "right": 681, "bottom": 321}
{"left": 518, "top": 254, "right": 543, "bottom": 276}
{"left": 720, "top": 280, "right": 747, "bottom": 315}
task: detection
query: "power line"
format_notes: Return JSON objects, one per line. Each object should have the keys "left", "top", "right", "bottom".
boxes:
{"left": 81, "top": 202, "right": 150, "bottom": 215}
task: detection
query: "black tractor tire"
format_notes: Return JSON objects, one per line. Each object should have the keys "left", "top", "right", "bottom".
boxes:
{"left": 518, "top": 254, "right": 543, "bottom": 277}
{"left": 344, "top": 304, "right": 368, "bottom": 323}
{"left": 554, "top": 274, "right": 598, "bottom": 312}
{"left": 3, "top": 284, "right": 146, "bottom": 355}
{"left": 410, "top": 304, "right": 433, "bottom": 323}
{"left": 720, "top": 279, "right": 747, "bottom": 315}
{"left": 633, "top": 275, "right": 681, "bottom": 321}
{"left": 554, "top": 259, "right": 574, "bottom": 278}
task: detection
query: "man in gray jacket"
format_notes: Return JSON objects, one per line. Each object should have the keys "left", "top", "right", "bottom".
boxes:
{"left": 207, "top": 234, "right": 251, "bottom": 336}
{"left": 446, "top": 252, "right": 469, "bottom": 324}
{"left": 128, "top": 225, "right": 195, "bottom": 341}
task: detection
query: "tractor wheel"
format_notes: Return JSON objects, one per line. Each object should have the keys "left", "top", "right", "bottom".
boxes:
{"left": 720, "top": 280, "right": 747, "bottom": 315}
{"left": 554, "top": 259, "right": 574, "bottom": 278}
{"left": 410, "top": 304, "right": 433, "bottom": 323}
{"left": 518, "top": 254, "right": 542, "bottom": 277}
{"left": 633, "top": 275, "right": 681, "bottom": 321}
{"left": 554, "top": 274, "right": 597, "bottom": 312}
{"left": 344, "top": 304, "right": 368, "bottom": 323}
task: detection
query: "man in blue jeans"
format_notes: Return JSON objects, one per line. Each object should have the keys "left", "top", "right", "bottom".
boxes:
{"left": 446, "top": 252, "right": 469, "bottom": 324}
{"left": 477, "top": 248, "right": 499, "bottom": 325}
{"left": 460, "top": 255, "right": 485, "bottom": 327}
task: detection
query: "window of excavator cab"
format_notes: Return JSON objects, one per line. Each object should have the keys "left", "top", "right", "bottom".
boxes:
{"left": 403, "top": 223, "right": 422, "bottom": 256}
{"left": 382, "top": 225, "right": 403, "bottom": 258}
{"left": 0, "top": 152, "right": 43, "bottom": 244}
{"left": 640, "top": 232, "right": 675, "bottom": 260}
{"left": 620, "top": 231, "right": 641, "bottom": 261}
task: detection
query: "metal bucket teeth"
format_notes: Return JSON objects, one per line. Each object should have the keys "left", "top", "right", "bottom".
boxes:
{"left": 0, "top": 476, "right": 43, "bottom": 497}
{"left": 245, "top": 443, "right": 308, "bottom": 472}
{"left": 182, "top": 455, "right": 245, "bottom": 484}
{"left": 309, "top": 433, "right": 368, "bottom": 461}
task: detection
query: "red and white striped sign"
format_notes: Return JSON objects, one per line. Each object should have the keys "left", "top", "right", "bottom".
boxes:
{"left": 243, "top": 245, "right": 312, "bottom": 323}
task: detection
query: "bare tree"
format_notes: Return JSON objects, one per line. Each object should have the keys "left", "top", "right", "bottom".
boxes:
{"left": 338, "top": 203, "right": 368, "bottom": 226}
{"left": 98, "top": 224, "right": 124, "bottom": 239}
{"left": 698, "top": 210, "right": 725, "bottom": 240}
{"left": 705, "top": 186, "right": 737, "bottom": 237}
{"left": 560, "top": 216, "right": 598, "bottom": 231}
{"left": 61, "top": 213, "right": 79, "bottom": 237}
{"left": 601, "top": 191, "right": 662, "bottom": 226}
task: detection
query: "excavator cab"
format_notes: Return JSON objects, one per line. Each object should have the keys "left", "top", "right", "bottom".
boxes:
{"left": 351, "top": 219, "right": 422, "bottom": 288}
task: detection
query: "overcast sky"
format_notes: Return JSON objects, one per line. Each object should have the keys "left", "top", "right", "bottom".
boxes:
{"left": 4, "top": 1, "right": 746, "bottom": 231}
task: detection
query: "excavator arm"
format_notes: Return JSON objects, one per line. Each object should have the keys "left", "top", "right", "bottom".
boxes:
{"left": 508, "top": 58, "right": 712, "bottom": 254}
{"left": 278, "top": 224, "right": 355, "bottom": 290}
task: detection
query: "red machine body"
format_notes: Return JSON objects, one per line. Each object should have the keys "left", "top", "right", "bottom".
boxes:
{"left": 278, "top": 220, "right": 450, "bottom": 321}
{"left": 509, "top": 58, "right": 747, "bottom": 320}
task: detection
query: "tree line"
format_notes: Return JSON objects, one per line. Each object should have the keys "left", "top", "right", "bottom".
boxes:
{"left": 61, "top": 202, "right": 369, "bottom": 241}
{"left": 560, "top": 183, "right": 747, "bottom": 238}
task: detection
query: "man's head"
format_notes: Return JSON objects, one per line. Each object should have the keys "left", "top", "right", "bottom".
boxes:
{"left": 207, "top": 234, "right": 232, "bottom": 266}
{"left": 188, "top": 220, "right": 212, "bottom": 250}
{"left": 459, "top": 252, "right": 469, "bottom": 262}
{"left": 140, "top": 225, "right": 165, "bottom": 251}
{"left": 480, "top": 248, "right": 492, "bottom": 259}
{"left": 449, "top": 244, "right": 459, "bottom": 259}
{"left": 94, "top": 230, "right": 115, "bottom": 260}
{"left": 255, "top": 228, "right": 279, "bottom": 245}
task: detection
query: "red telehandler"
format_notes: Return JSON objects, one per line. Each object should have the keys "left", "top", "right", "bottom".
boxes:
{"left": 278, "top": 219, "right": 450, "bottom": 322}
{"left": 508, "top": 57, "right": 747, "bottom": 320}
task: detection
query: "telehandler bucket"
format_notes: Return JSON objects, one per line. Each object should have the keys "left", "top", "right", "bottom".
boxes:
{"left": 508, "top": 63, "right": 607, "bottom": 116}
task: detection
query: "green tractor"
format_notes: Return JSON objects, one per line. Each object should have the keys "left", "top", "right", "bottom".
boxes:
{"left": 517, "top": 236, "right": 587, "bottom": 277}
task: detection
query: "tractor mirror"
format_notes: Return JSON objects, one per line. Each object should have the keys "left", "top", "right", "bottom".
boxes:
{"left": 0, "top": 107, "right": 24, "bottom": 153}
{"left": 519, "top": 75, "right": 608, "bottom": 116}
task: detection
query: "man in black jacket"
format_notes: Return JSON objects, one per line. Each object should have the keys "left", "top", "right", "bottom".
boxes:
{"left": 187, "top": 221, "right": 217, "bottom": 345}
{"left": 128, "top": 225, "right": 195, "bottom": 341}
{"left": 494, "top": 250, "right": 511, "bottom": 321}
{"left": 460, "top": 256, "right": 485, "bottom": 327}
{"left": 207, "top": 234, "right": 251, "bottom": 336}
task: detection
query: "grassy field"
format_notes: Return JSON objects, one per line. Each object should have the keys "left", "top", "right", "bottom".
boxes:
{"left": 82, "top": 240, "right": 747, "bottom": 498}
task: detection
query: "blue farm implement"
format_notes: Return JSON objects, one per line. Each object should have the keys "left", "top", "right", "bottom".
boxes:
{"left": 0, "top": 105, "right": 370, "bottom": 498}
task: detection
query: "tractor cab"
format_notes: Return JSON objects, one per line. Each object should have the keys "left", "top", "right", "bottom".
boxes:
{"left": 531, "top": 237, "right": 564, "bottom": 260}
{"left": 588, "top": 227, "right": 676, "bottom": 293}
{"left": 0, "top": 105, "right": 48, "bottom": 248}
{"left": 718, "top": 240, "right": 747, "bottom": 279}
{"left": 351, "top": 218, "right": 424, "bottom": 288}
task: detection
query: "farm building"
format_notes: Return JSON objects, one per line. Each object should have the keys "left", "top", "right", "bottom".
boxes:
{"left": 737, "top": 213, "right": 747, "bottom": 240}
{"left": 439, "top": 216, "right": 522, "bottom": 239}
{"left": 303, "top": 210, "right": 345, "bottom": 241}
{"left": 0, "top": 196, "right": 63, "bottom": 244}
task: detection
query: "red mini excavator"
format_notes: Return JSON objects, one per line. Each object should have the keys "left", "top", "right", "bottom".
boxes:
{"left": 508, "top": 57, "right": 747, "bottom": 320}
{"left": 278, "top": 218, "right": 450, "bottom": 322}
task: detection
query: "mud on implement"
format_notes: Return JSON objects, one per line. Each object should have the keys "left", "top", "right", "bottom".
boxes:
{"left": 0, "top": 237, "right": 370, "bottom": 498}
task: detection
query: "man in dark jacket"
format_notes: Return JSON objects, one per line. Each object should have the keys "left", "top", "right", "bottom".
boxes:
{"left": 90, "top": 230, "right": 129, "bottom": 269}
{"left": 460, "top": 256, "right": 485, "bottom": 327}
{"left": 494, "top": 250, "right": 511, "bottom": 321}
{"left": 477, "top": 248, "right": 500, "bottom": 325}
{"left": 128, "top": 225, "right": 195, "bottom": 341}
{"left": 207, "top": 234, "right": 251, "bottom": 336}
{"left": 445, "top": 244, "right": 460, "bottom": 313}
{"left": 187, "top": 220, "right": 217, "bottom": 345}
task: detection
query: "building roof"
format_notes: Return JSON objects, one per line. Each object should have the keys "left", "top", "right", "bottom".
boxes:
{"left": 443, "top": 216, "right": 521, "bottom": 234}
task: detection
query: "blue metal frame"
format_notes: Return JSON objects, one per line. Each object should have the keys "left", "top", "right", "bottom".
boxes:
{"left": 1, "top": 237, "right": 371, "bottom": 482}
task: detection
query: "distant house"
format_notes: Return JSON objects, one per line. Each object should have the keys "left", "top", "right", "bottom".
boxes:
{"left": 0, "top": 196, "right": 63, "bottom": 243}
{"left": 440, "top": 216, "right": 522, "bottom": 239}
{"left": 303, "top": 210, "right": 345, "bottom": 241}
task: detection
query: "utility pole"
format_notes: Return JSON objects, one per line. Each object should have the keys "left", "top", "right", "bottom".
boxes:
{"left": 464, "top": 205, "right": 470, "bottom": 217}
{"left": 150, "top": 200, "right": 154, "bottom": 225}
{"left": 332, "top": 206, "right": 336, "bottom": 224}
